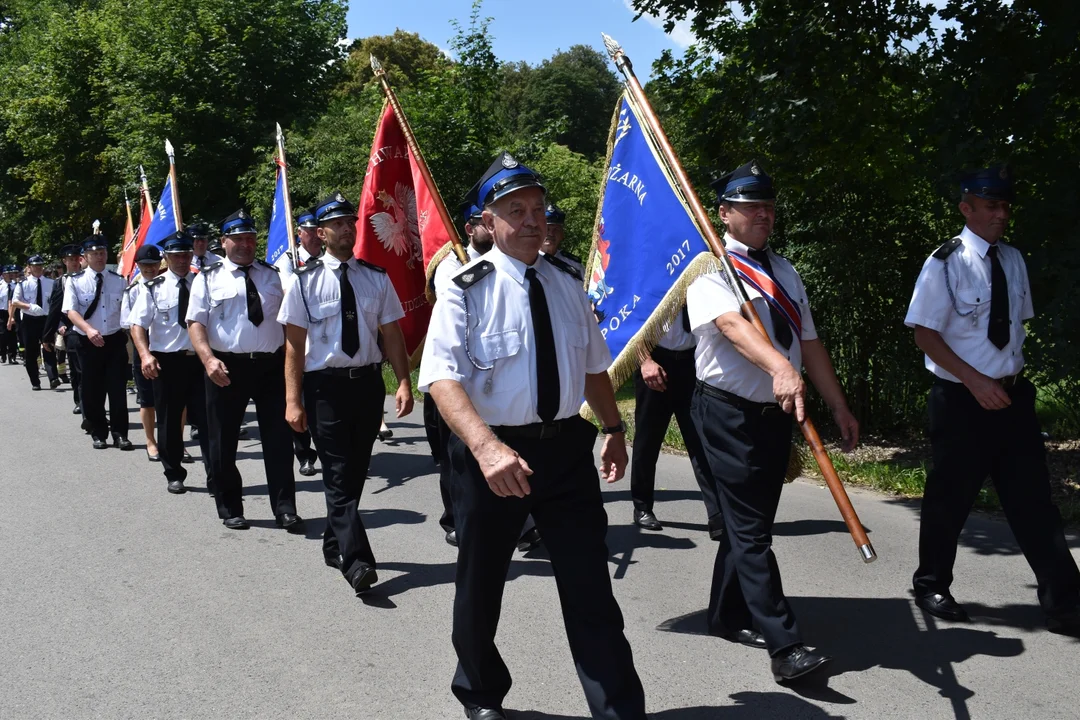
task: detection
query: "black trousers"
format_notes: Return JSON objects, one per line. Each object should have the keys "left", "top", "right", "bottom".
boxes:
{"left": 913, "top": 377, "right": 1080, "bottom": 616}
{"left": 292, "top": 428, "right": 317, "bottom": 465}
{"left": 304, "top": 368, "right": 384, "bottom": 580}
{"left": 691, "top": 384, "right": 801, "bottom": 656}
{"left": 19, "top": 316, "right": 58, "bottom": 387}
{"left": 205, "top": 350, "right": 296, "bottom": 519}
{"left": 132, "top": 346, "right": 155, "bottom": 409}
{"left": 448, "top": 416, "right": 646, "bottom": 718}
{"left": 65, "top": 333, "right": 83, "bottom": 408}
{"left": 631, "top": 348, "right": 722, "bottom": 533}
{"left": 153, "top": 352, "right": 211, "bottom": 484}
{"left": 425, "top": 393, "right": 455, "bottom": 532}
{"left": 0, "top": 309, "right": 17, "bottom": 359}
{"left": 77, "top": 331, "right": 130, "bottom": 441}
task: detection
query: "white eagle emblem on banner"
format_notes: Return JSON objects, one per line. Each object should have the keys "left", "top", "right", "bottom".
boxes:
{"left": 370, "top": 182, "right": 422, "bottom": 269}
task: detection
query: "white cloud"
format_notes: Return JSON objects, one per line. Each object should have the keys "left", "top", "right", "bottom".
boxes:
{"left": 622, "top": 0, "right": 697, "bottom": 49}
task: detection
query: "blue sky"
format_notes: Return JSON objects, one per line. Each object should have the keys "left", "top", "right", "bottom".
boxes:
{"left": 345, "top": 0, "right": 692, "bottom": 78}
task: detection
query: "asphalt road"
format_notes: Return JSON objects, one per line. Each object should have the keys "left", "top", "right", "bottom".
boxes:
{"left": 2, "top": 365, "right": 1078, "bottom": 720}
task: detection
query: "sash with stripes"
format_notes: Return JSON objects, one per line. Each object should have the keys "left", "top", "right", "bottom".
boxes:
{"left": 727, "top": 251, "right": 803, "bottom": 338}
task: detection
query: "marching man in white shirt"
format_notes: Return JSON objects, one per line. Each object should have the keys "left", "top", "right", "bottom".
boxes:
{"left": 905, "top": 165, "right": 1080, "bottom": 634}
{"left": 10, "top": 254, "right": 59, "bottom": 390}
{"left": 279, "top": 193, "right": 412, "bottom": 594}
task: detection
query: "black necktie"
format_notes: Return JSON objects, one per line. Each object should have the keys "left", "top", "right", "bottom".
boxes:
{"left": 681, "top": 305, "right": 691, "bottom": 333}
{"left": 84, "top": 272, "right": 103, "bottom": 320}
{"left": 177, "top": 276, "right": 189, "bottom": 328}
{"left": 526, "top": 268, "right": 560, "bottom": 423}
{"left": 239, "top": 266, "right": 263, "bottom": 326}
{"left": 35, "top": 279, "right": 42, "bottom": 307}
{"left": 6, "top": 284, "right": 12, "bottom": 301}
{"left": 197, "top": 255, "right": 204, "bottom": 269}
{"left": 339, "top": 263, "right": 360, "bottom": 357}
{"left": 747, "top": 248, "right": 793, "bottom": 350}
{"left": 987, "top": 245, "right": 1009, "bottom": 350}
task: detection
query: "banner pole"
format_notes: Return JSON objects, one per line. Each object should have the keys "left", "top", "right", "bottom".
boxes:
{"left": 276, "top": 123, "right": 298, "bottom": 264}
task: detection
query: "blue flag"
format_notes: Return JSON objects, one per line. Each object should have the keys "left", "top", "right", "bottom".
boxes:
{"left": 266, "top": 162, "right": 289, "bottom": 264}
{"left": 586, "top": 93, "right": 716, "bottom": 384}
{"left": 143, "top": 176, "right": 177, "bottom": 249}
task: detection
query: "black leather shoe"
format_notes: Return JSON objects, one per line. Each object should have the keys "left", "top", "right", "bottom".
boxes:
{"left": 350, "top": 565, "right": 378, "bottom": 594}
{"left": 237, "top": 427, "right": 249, "bottom": 439}
{"left": 182, "top": 451, "right": 194, "bottom": 464}
{"left": 1047, "top": 610, "right": 1080, "bottom": 637}
{"left": 92, "top": 438, "right": 108, "bottom": 450}
{"left": 517, "top": 527, "right": 542, "bottom": 553}
{"left": 146, "top": 450, "right": 160, "bottom": 462}
{"left": 275, "top": 513, "right": 305, "bottom": 532}
{"left": 325, "top": 555, "right": 343, "bottom": 571}
{"left": 445, "top": 530, "right": 458, "bottom": 547}
{"left": 72, "top": 406, "right": 81, "bottom": 414}
{"left": 633, "top": 509, "right": 663, "bottom": 531}
{"left": 223, "top": 516, "right": 249, "bottom": 530}
{"left": 31, "top": 385, "right": 41, "bottom": 391}
{"left": 59, "top": 373, "right": 69, "bottom": 383}
{"left": 50, "top": 379, "right": 61, "bottom": 390}
{"left": 167, "top": 480, "right": 186, "bottom": 494}
{"left": 190, "top": 426, "right": 199, "bottom": 441}
{"left": 718, "top": 628, "right": 767, "bottom": 650}
{"left": 771, "top": 645, "right": 832, "bottom": 683}
{"left": 465, "top": 708, "right": 507, "bottom": 720}
{"left": 113, "top": 435, "right": 133, "bottom": 451}
{"left": 915, "top": 592, "right": 969, "bottom": 622}
{"left": 298, "top": 460, "right": 317, "bottom": 476}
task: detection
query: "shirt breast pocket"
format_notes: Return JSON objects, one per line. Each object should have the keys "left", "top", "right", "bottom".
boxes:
{"left": 356, "top": 295, "right": 380, "bottom": 322}
{"left": 308, "top": 299, "right": 339, "bottom": 323}
{"left": 956, "top": 287, "right": 990, "bottom": 325}
{"left": 476, "top": 329, "right": 522, "bottom": 365}
{"left": 208, "top": 283, "right": 237, "bottom": 309}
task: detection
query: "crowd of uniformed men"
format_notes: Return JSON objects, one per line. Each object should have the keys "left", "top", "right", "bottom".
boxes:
{"left": 2, "top": 154, "right": 1078, "bottom": 720}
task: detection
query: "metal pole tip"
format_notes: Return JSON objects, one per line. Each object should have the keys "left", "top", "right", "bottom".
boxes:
{"left": 859, "top": 544, "right": 878, "bottom": 563}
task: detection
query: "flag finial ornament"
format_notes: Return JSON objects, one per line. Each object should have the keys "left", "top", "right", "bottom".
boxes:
{"left": 370, "top": 54, "right": 383, "bottom": 74}
{"left": 165, "top": 138, "right": 175, "bottom": 160}
{"left": 92, "top": 219, "right": 101, "bottom": 234}
{"left": 276, "top": 122, "right": 284, "bottom": 143}
{"left": 601, "top": 33, "right": 622, "bottom": 61}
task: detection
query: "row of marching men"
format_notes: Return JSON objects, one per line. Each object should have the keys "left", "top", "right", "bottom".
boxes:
{"left": 8, "top": 150, "right": 1080, "bottom": 720}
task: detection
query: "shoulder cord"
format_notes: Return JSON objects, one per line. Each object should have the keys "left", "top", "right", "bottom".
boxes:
{"left": 297, "top": 270, "right": 315, "bottom": 325}
{"left": 462, "top": 291, "right": 493, "bottom": 372}
{"left": 942, "top": 260, "right": 974, "bottom": 318}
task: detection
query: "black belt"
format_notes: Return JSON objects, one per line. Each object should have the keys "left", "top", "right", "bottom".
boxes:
{"left": 652, "top": 346, "right": 696, "bottom": 361}
{"left": 153, "top": 350, "right": 197, "bottom": 357}
{"left": 695, "top": 380, "right": 781, "bottom": 413}
{"left": 492, "top": 417, "right": 578, "bottom": 440}
{"left": 215, "top": 350, "right": 282, "bottom": 360}
{"left": 308, "top": 364, "right": 379, "bottom": 379}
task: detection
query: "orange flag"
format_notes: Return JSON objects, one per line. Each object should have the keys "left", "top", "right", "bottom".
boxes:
{"left": 354, "top": 103, "right": 453, "bottom": 362}
{"left": 117, "top": 196, "right": 137, "bottom": 278}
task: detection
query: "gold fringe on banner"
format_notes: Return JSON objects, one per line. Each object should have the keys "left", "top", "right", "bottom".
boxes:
{"left": 423, "top": 241, "right": 455, "bottom": 306}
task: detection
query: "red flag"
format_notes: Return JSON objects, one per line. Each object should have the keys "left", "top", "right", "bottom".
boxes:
{"left": 118, "top": 197, "right": 138, "bottom": 278}
{"left": 355, "top": 103, "right": 451, "bottom": 361}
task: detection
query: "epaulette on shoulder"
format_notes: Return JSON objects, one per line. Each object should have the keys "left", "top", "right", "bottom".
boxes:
{"left": 203, "top": 261, "right": 224, "bottom": 273}
{"left": 932, "top": 236, "right": 962, "bottom": 261}
{"left": 543, "top": 252, "right": 583, "bottom": 281}
{"left": 560, "top": 250, "right": 582, "bottom": 264}
{"left": 125, "top": 279, "right": 140, "bottom": 292}
{"left": 144, "top": 275, "right": 165, "bottom": 288}
{"left": 296, "top": 258, "right": 323, "bottom": 274}
{"left": 356, "top": 258, "right": 387, "bottom": 274}
{"left": 108, "top": 269, "right": 122, "bottom": 277}
{"left": 257, "top": 259, "right": 279, "bottom": 272}
{"left": 453, "top": 260, "right": 495, "bottom": 289}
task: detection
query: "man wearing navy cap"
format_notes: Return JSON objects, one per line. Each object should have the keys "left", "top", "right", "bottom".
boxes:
{"left": 905, "top": 166, "right": 1080, "bottom": 634}
{"left": 420, "top": 152, "right": 646, "bottom": 720}
{"left": 10, "top": 255, "right": 59, "bottom": 390}
{"left": 686, "top": 159, "right": 858, "bottom": 682}
{"left": 123, "top": 244, "right": 166, "bottom": 460}
{"left": 63, "top": 236, "right": 132, "bottom": 450}
{"left": 131, "top": 231, "right": 212, "bottom": 495}
{"left": 539, "top": 202, "right": 585, "bottom": 278}
{"left": 187, "top": 221, "right": 223, "bottom": 271}
{"left": 274, "top": 209, "right": 324, "bottom": 478}
{"left": 43, "top": 244, "right": 86, "bottom": 413}
{"left": 187, "top": 209, "right": 301, "bottom": 531}
{"left": 280, "top": 192, "right": 412, "bottom": 593}
{"left": 0, "top": 265, "right": 21, "bottom": 364}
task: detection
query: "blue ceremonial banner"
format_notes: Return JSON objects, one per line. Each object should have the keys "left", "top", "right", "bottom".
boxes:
{"left": 143, "top": 176, "right": 176, "bottom": 249}
{"left": 586, "top": 93, "right": 716, "bottom": 384}
{"left": 266, "top": 162, "right": 289, "bottom": 264}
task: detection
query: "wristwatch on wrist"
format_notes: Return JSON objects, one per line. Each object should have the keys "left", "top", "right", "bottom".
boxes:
{"left": 601, "top": 420, "right": 626, "bottom": 435}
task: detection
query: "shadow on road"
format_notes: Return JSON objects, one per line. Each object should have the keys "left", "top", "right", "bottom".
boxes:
{"left": 512, "top": 692, "right": 846, "bottom": 719}
{"left": 369, "top": 450, "right": 440, "bottom": 494}
{"left": 605, "top": 523, "right": 697, "bottom": 580}
{"left": 360, "top": 557, "right": 555, "bottom": 605}
{"left": 658, "top": 596, "right": 1025, "bottom": 720}
{"left": 773, "top": 519, "right": 865, "bottom": 537}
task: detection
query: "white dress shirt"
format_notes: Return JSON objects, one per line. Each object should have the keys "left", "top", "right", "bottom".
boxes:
{"left": 432, "top": 245, "right": 482, "bottom": 300}
{"left": 277, "top": 254, "right": 404, "bottom": 371}
{"left": 419, "top": 247, "right": 611, "bottom": 426}
{"left": 905, "top": 225, "right": 1033, "bottom": 381}
{"left": 274, "top": 244, "right": 321, "bottom": 278}
{"left": 12, "top": 275, "right": 54, "bottom": 317}
{"left": 62, "top": 267, "right": 127, "bottom": 337}
{"left": 185, "top": 257, "right": 285, "bottom": 353}
{"left": 130, "top": 270, "right": 196, "bottom": 353}
{"left": 654, "top": 308, "right": 696, "bottom": 352}
{"left": 0, "top": 280, "right": 9, "bottom": 311}
{"left": 121, "top": 276, "right": 148, "bottom": 330}
{"left": 686, "top": 234, "right": 817, "bottom": 404}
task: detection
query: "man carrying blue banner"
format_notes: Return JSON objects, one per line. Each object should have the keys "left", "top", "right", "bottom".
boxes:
{"left": 686, "top": 160, "right": 859, "bottom": 682}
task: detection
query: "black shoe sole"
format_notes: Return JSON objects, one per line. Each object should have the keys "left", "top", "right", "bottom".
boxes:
{"left": 167, "top": 485, "right": 187, "bottom": 495}
{"left": 351, "top": 567, "right": 378, "bottom": 594}
{"left": 915, "top": 597, "right": 969, "bottom": 622}
{"left": 223, "top": 520, "right": 250, "bottom": 530}
{"left": 774, "top": 656, "right": 831, "bottom": 683}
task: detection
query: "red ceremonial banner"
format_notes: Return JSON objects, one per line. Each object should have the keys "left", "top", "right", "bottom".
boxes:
{"left": 354, "top": 103, "right": 450, "bottom": 361}
{"left": 119, "top": 192, "right": 154, "bottom": 279}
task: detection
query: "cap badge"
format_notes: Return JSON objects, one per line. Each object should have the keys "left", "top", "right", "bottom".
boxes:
{"left": 335, "top": 193, "right": 345, "bottom": 202}
{"left": 750, "top": 163, "right": 761, "bottom": 176}
{"left": 238, "top": 210, "right": 247, "bottom": 219}
{"left": 502, "top": 154, "right": 519, "bottom": 169}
